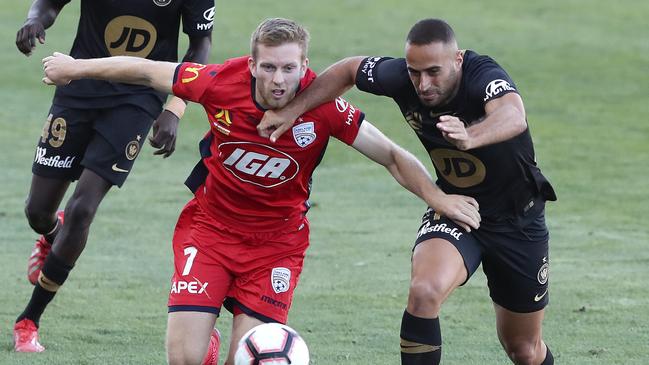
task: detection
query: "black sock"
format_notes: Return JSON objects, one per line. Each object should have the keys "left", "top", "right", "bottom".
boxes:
{"left": 43, "top": 216, "right": 62, "bottom": 244}
{"left": 540, "top": 346, "right": 554, "bottom": 365}
{"left": 16, "top": 253, "right": 73, "bottom": 327}
{"left": 400, "top": 310, "right": 442, "bottom": 365}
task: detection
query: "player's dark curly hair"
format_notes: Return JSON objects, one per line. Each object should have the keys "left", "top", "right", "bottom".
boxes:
{"left": 407, "top": 18, "right": 456, "bottom": 46}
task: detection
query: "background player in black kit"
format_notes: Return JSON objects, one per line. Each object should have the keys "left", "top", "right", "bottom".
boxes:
{"left": 259, "top": 18, "right": 557, "bottom": 365}
{"left": 13, "top": 0, "right": 213, "bottom": 353}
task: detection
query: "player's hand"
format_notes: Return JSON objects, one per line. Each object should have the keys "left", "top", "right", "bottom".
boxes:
{"left": 42, "top": 52, "right": 75, "bottom": 85}
{"left": 149, "top": 110, "right": 179, "bottom": 158}
{"left": 437, "top": 115, "right": 472, "bottom": 150}
{"left": 16, "top": 19, "right": 46, "bottom": 56}
{"left": 433, "top": 194, "right": 480, "bottom": 232}
{"left": 257, "top": 109, "right": 296, "bottom": 143}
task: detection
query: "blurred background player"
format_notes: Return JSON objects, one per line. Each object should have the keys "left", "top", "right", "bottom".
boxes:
{"left": 13, "top": 0, "right": 214, "bottom": 353}
{"left": 41, "top": 18, "right": 481, "bottom": 365}
{"left": 258, "top": 18, "right": 557, "bottom": 365}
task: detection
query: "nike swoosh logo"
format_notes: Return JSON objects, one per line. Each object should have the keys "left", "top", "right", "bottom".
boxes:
{"left": 111, "top": 164, "right": 129, "bottom": 173}
{"left": 534, "top": 289, "right": 548, "bottom": 302}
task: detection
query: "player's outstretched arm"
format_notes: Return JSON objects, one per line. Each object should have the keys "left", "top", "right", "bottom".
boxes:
{"left": 42, "top": 52, "right": 177, "bottom": 94}
{"left": 259, "top": 56, "right": 366, "bottom": 142}
{"left": 16, "top": 0, "right": 66, "bottom": 56}
{"left": 352, "top": 121, "right": 481, "bottom": 232}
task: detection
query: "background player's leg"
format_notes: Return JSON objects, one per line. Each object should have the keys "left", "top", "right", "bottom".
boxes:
{"left": 167, "top": 311, "right": 218, "bottom": 365}
{"left": 401, "top": 238, "right": 467, "bottom": 365}
{"left": 494, "top": 304, "right": 552, "bottom": 365}
{"left": 50, "top": 168, "right": 111, "bottom": 263}
{"left": 17, "top": 169, "right": 111, "bottom": 325}
{"left": 24, "top": 175, "right": 70, "bottom": 235}
{"left": 24, "top": 175, "right": 70, "bottom": 285}
{"left": 225, "top": 313, "right": 265, "bottom": 365}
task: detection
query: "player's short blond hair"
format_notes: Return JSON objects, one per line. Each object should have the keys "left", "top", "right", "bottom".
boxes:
{"left": 250, "top": 18, "right": 310, "bottom": 60}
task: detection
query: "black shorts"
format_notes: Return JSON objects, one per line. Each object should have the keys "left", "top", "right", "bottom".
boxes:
{"left": 32, "top": 104, "right": 155, "bottom": 187}
{"left": 414, "top": 208, "right": 550, "bottom": 313}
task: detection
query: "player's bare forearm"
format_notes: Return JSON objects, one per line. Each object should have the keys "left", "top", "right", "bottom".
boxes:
{"left": 42, "top": 53, "right": 176, "bottom": 94}
{"left": 26, "top": 0, "right": 64, "bottom": 29}
{"left": 259, "top": 56, "right": 365, "bottom": 141}
{"left": 353, "top": 122, "right": 480, "bottom": 230}
{"left": 467, "top": 93, "right": 527, "bottom": 149}
{"left": 296, "top": 57, "right": 364, "bottom": 112}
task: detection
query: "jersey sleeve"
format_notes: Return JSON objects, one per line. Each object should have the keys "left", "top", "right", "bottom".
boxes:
{"left": 181, "top": 0, "right": 214, "bottom": 37}
{"left": 316, "top": 97, "right": 365, "bottom": 145}
{"left": 355, "top": 57, "right": 411, "bottom": 97}
{"left": 172, "top": 62, "right": 221, "bottom": 104}
{"left": 465, "top": 56, "right": 519, "bottom": 106}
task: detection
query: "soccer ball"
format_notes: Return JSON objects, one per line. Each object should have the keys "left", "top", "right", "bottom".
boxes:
{"left": 234, "top": 323, "right": 309, "bottom": 365}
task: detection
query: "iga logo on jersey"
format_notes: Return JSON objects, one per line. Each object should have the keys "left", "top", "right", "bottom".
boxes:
{"left": 483, "top": 79, "right": 515, "bottom": 101}
{"left": 219, "top": 142, "right": 299, "bottom": 188}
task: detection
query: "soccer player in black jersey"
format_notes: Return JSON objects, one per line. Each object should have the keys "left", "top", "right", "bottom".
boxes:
{"left": 259, "top": 19, "right": 557, "bottom": 365}
{"left": 13, "top": 0, "right": 213, "bottom": 354}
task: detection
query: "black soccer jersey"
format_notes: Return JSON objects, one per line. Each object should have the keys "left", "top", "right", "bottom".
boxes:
{"left": 50, "top": 0, "right": 214, "bottom": 117}
{"left": 356, "top": 51, "right": 556, "bottom": 230}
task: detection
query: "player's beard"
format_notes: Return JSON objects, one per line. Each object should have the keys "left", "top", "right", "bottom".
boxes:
{"left": 419, "top": 67, "right": 460, "bottom": 108}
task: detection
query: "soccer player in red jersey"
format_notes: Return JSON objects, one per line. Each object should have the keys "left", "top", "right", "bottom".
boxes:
{"left": 41, "top": 18, "right": 480, "bottom": 365}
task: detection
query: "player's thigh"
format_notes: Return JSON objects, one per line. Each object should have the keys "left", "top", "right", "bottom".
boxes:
{"left": 25, "top": 175, "right": 70, "bottom": 216}
{"left": 166, "top": 311, "right": 217, "bottom": 364}
{"left": 411, "top": 208, "right": 482, "bottom": 292}
{"left": 227, "top": 225, "right": 310, "bottom": 325}
{"left": 82, "top": 105, "right": 154, "bottom": 187}
{"left": 32, "top": 104, "right": 95, "bottom": 182}
{"left": 479, "top": 212, "right": 550, "bottom": 313}
{"left": 168, "top": 200, "right": 234, "bottom": 314}
{"left": 226, "top": 313, "right": 265, "bottom": 362}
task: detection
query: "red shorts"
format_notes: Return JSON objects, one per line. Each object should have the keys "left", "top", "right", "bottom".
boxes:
{"left": 167, "top": 199, "right": 309, "bottom": 324}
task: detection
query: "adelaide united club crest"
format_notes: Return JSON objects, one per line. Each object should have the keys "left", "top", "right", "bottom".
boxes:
{"left": 292, "top": 121, "right": 316, "bottom": 148}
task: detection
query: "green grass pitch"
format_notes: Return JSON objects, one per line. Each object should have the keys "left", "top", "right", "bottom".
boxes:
{"left": 1, "top": 0, "right": 648, "bottom": 364}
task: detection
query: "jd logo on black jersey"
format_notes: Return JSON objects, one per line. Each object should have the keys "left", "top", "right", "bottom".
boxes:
{"left": 104, "top": 16, "right": 157, "bottom": 57}
{"left": 430, "top": 149, "right": 486, "bottom": 188}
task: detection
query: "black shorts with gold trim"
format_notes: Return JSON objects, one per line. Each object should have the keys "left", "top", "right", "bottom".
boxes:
{"left": 32, "top": 104, "right": 155, "bottom": 187}
{"left": 414, "top": 207, "right": 550, "bottom": 313}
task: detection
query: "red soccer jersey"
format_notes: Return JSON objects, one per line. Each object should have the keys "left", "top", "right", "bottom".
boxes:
{"left": 172, "top": 57, "right": 364, "bottom": 232}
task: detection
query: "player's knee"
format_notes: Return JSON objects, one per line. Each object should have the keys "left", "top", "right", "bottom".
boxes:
{"left": 24, "top": 203, "right": 56, "bottom": 233}
{"left": 166, "top": 337, "right": 204, "bottom": 365}
{"left": 407, "top": 278, "right": 448, "bottom": 314}
{"left": 503, "top": 339, "right": 540, "bottom": 365}
{"left": 64, "top": 197, "right": 99, "bottom": 229}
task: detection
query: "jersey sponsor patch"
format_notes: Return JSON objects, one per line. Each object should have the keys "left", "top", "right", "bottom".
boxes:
{"left": 333, "top": 96, "right": 357, "bottom": 125}
{"left": 219, "top": 142, "right": 299, "bottom": 188}
{"left": 104, "top": 16, "right": 157, "bottom": 58}
{"left": 292, "top": 121, "right": 316, "bottom": 147}
{"left": 34, "top": 147, "right": 75, "bottom": 169}
{"left": 360, "top": 56, "right": 381, "bottom": 83}
{"left": 429, "top": 149, "right": 486, "bottom": 188}
{"left": 483, "top": 79, "right": 516, "bottom": 102}
{"left": 181, "top": 63, "right": 207, "bottom": 84}
{"left": 271, "top": 267, "right": 291, "bottom": 294}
